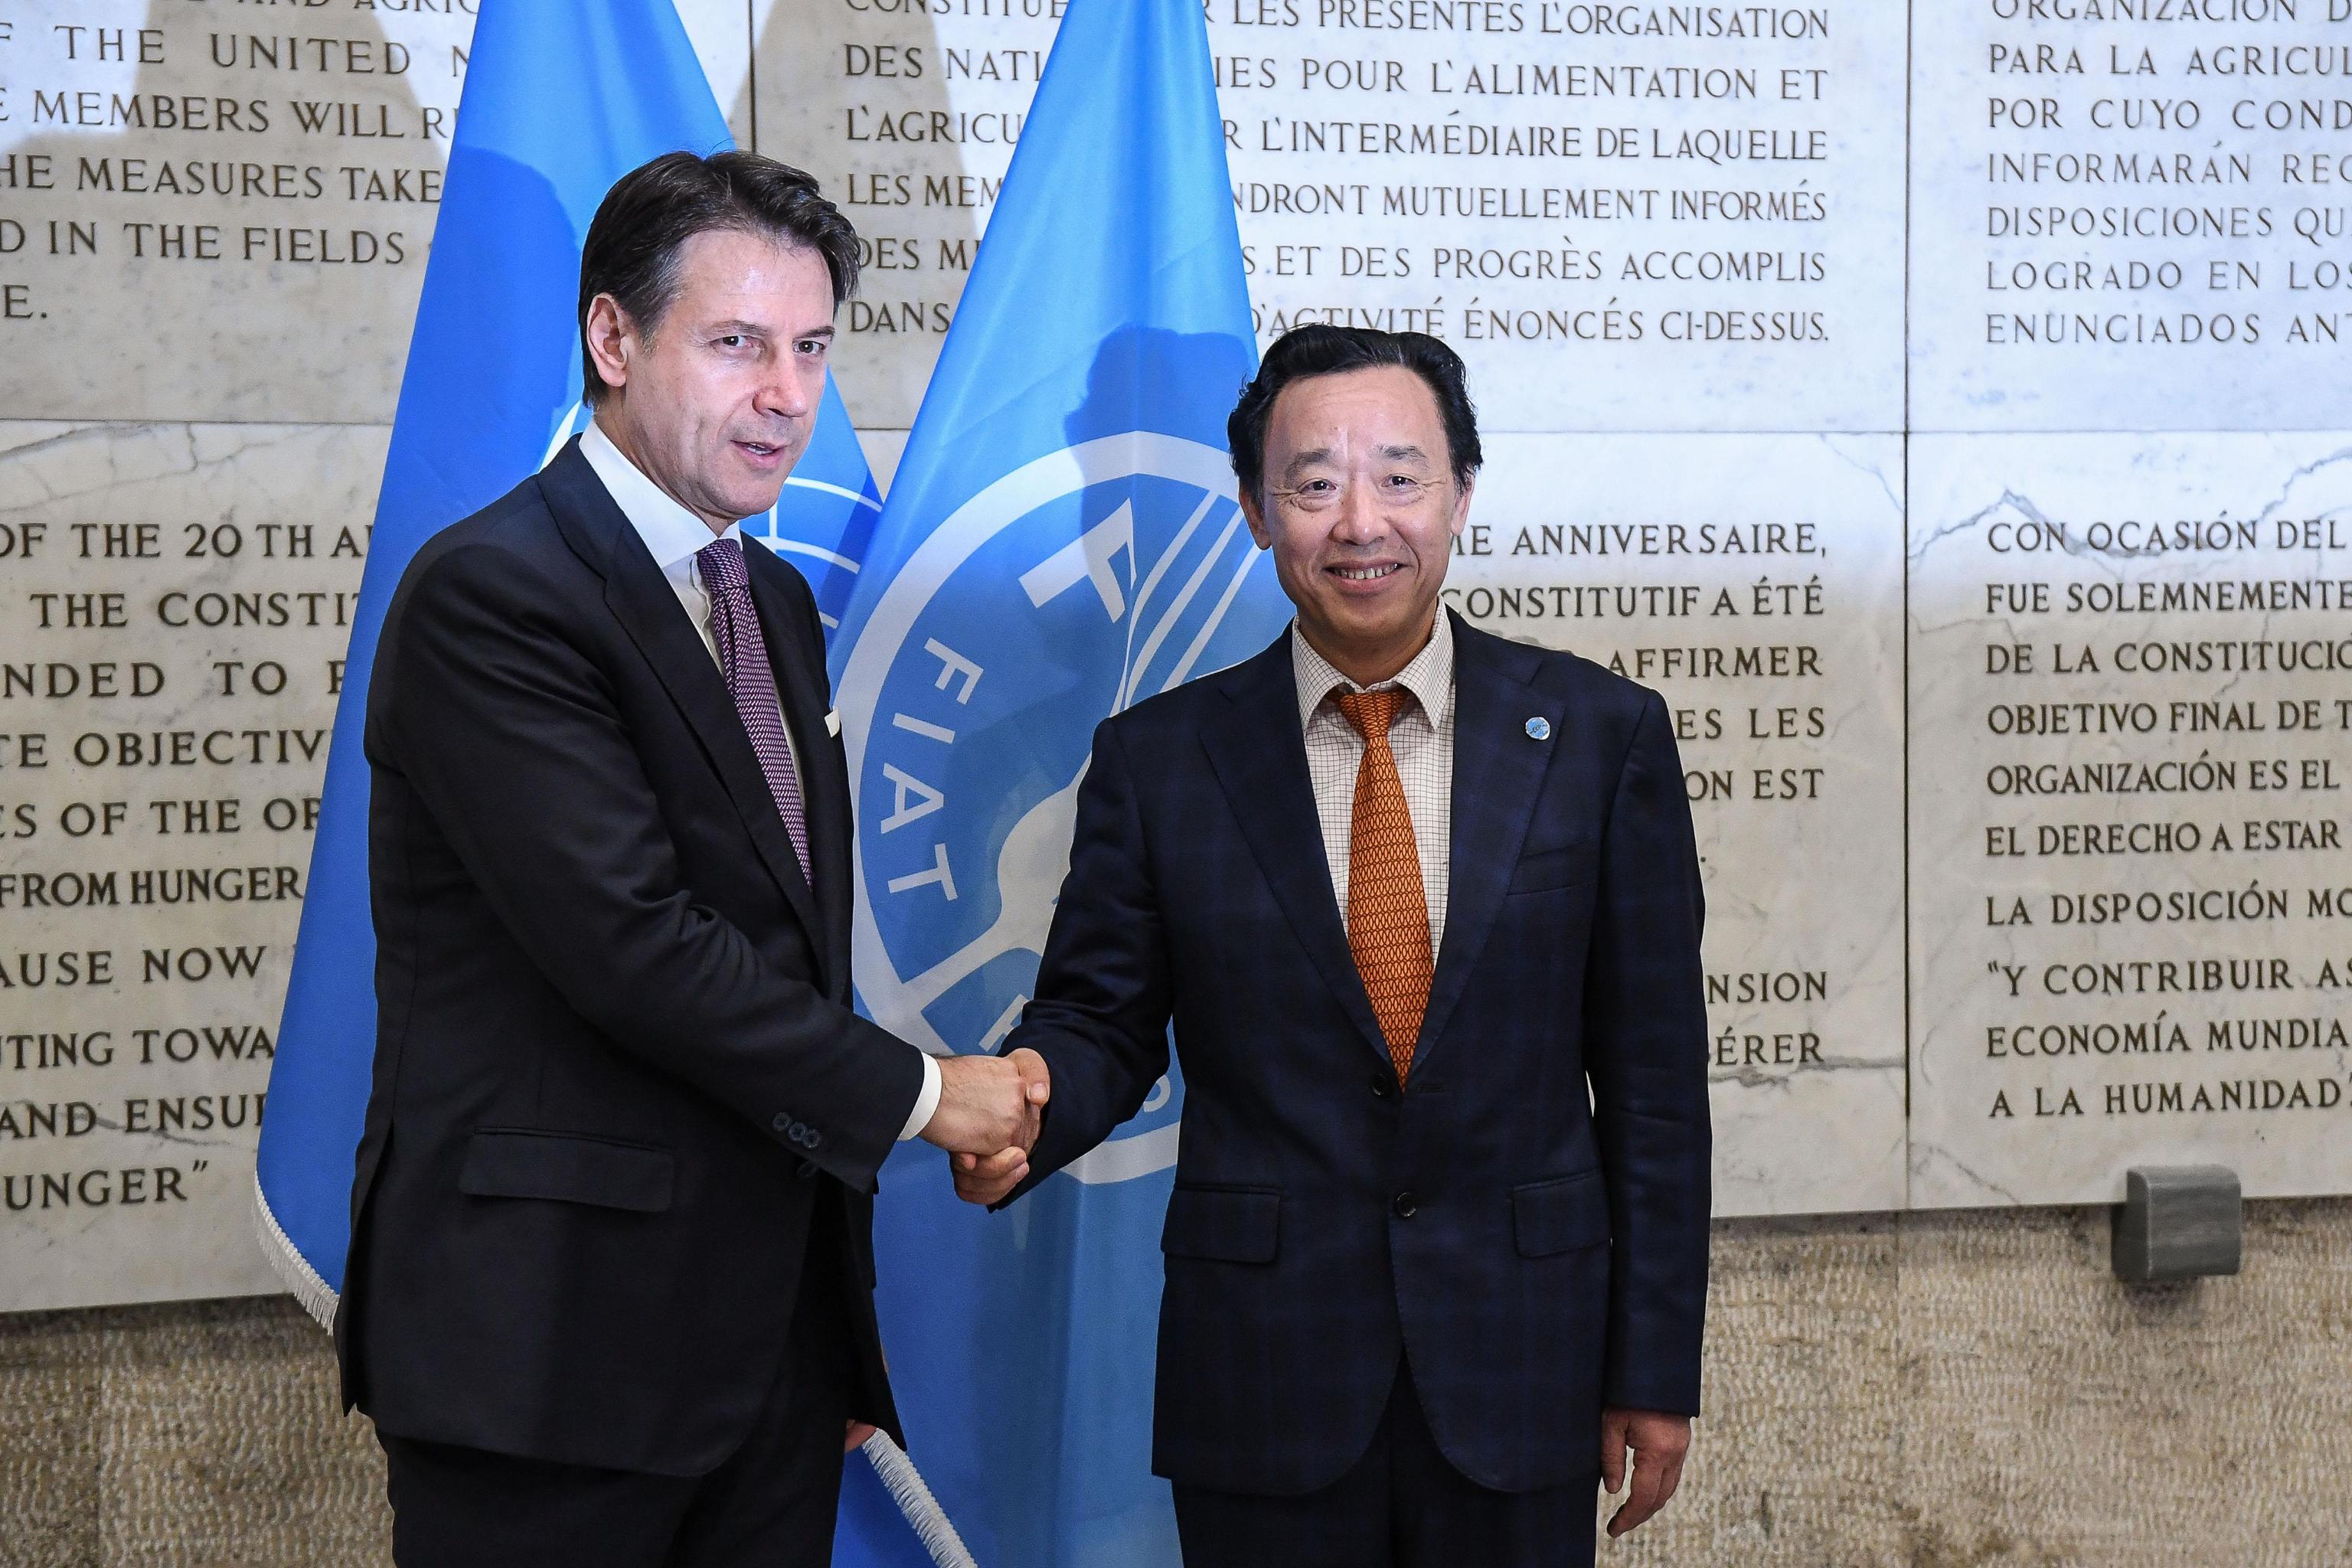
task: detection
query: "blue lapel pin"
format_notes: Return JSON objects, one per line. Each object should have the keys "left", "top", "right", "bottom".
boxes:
{"left": 1525, "top": 716, "right": 1550, "bottom": 741}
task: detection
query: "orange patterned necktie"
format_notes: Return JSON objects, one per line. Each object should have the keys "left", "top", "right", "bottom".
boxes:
{"left": 1333, "top": 687, "right": 1432, "bottom": 1084}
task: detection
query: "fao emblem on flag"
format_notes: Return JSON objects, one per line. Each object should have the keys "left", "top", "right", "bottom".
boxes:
{"left": 835, "top": 433, "right": 1265, "bottom": 1184}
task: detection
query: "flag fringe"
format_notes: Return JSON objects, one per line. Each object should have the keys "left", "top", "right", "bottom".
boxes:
{"left": 252, "top": 1174, "right": 340, "bottom": 1331}
{"left": 861, "top": 1431, "right": 980, "bottom": 1568}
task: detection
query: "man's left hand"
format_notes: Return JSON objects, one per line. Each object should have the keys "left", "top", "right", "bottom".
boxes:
{"left": 1599, "top": 1408, "right": 1690, "bottom": 1537}
{"left": 951, "top": 1144, "right": 1028, "bottom": 1206}
{"left": 845, "top": 1420, "right": 878, "bottom": 1454}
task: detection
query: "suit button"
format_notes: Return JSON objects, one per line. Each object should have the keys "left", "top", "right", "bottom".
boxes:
{"left": 772, "top": 1112, "right": 791, "bottom": 1134}
{"left": 1369, "top": 1073, "right": 1393, "bottom": 1100}
{"left": 1393, "top": 1191, "right": 1418, "bottom": 1219}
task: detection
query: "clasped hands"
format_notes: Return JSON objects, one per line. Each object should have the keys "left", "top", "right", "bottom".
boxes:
{"left": 919, "top": 1049, "right": 1050, "bottom": 1204}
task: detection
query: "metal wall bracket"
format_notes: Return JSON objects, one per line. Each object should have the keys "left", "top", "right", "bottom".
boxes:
{"left": 2112, "top": 1166, "right": 2241, "bottom": 1284}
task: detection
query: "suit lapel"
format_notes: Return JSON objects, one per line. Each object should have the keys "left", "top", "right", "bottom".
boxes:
{"left": 745, "top": 544, "right": 852, "bottom": 998}
{"left": 1414, "top": 616, "right": 1557, "bottom": 1067}
{"left": 1199, "top": 634, "right": 1393, "bottom": 1067}
{"left": 541, "top": 444, "right": 827, "bottom": 952}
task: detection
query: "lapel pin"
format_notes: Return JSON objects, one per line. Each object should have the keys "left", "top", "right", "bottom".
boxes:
{"left": 1525, "top": 716, "right": 1550, "bottom": 741}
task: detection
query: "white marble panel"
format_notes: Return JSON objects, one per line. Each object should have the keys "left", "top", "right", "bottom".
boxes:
{"left": 0, "top": 3, "right": 762, "bottom": 426}
{"left": 1909, "top": 431, "right": 2352, "bottom": 1210}
{"left": 0, "top": 2, "right": 471, "bottom": 423}
{"left": 0, "top": 420, "right": 386, "bottom": 1312}
{"left": 755, "top": 2, "right": 1907, "bottom": 433}
{"left": 1911, "top": 2, "right": 2352, "bottom": 433}
{"left": 1455, "top": 432, "right": 1908, "bottom": 1217}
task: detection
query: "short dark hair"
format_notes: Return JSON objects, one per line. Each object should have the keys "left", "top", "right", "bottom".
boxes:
{"left": 577, "top": 150, "right": 860, "bottom": 407}
{"left": 1226, "top": 325, "right": 1483, "bottom": 503}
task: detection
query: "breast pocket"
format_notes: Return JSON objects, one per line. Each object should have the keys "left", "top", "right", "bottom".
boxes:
{"left": 458, "top": 1128, "right": 676, "bottom": 1214}
{"left": 1160, "top": 1184, "right": 1281, "bottom": 1264}
{"left": 1505, "top": 841, "right": 1592, "bottom": 897}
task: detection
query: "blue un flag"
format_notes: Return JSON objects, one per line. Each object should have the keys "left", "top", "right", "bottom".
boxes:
{"left": 756, "top": 372, "right": 885, "bottom": 636}
{"left": 254, "top": 0, "right": 881, "bottom": 1319}
{"left": 828, "top": 0, "right": 1284, "bottom": 1562}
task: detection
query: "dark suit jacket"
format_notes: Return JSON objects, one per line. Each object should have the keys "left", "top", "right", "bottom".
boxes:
{"left": 1004, "top": 614, "right": 1711, "bottom": 1497}
{"left": 338, "top": 439, "right": 924, "bottom": 1477}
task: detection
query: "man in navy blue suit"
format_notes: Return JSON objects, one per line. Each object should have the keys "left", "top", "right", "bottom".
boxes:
{"left": 345, "top": 153, "right": 1047, "bottom": 1567}
{"left": 952, "top": 325, "right": 1713, "bottom": 1566}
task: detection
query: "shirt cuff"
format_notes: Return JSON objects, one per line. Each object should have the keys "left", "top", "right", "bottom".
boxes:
{"left": 897, "top": 1051, "right": 942, "bottom": 1142}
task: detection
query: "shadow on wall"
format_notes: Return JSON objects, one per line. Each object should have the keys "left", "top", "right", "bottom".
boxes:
{"left": 0, "top": 0, "right": 443, "bottom": 423}
{"left": 743, "top": 0, "right": 976, "bottom": 430}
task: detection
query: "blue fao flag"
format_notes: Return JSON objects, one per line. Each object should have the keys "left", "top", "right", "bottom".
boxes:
{"left": 827, "top": 0, "right": 1284, "bottom": 1562}
{"left": 253, "top": 0, "right": 882, "bottom": 1318}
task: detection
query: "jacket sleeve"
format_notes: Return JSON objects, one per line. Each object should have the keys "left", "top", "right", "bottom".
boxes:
{"left": 997, "top": 715, "right": 1175, "bottom": 1204}
{"left": 1581, "top": 688, "right": 1713, "bottom": 1416}
{"left": 374, "top": 539, "right": 923, "bottom": 1191}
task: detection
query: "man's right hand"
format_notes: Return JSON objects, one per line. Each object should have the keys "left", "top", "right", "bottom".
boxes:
{"left": 919, "top": 1048, "right": 1050, "bottom": 1157}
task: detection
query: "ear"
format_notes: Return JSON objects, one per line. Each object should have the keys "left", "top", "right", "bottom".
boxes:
{"left": 583, "top": 292, "right": 635, "bottom": 399}
{"left": 1239, "top": 484, "right": 1275, "bottom": 550}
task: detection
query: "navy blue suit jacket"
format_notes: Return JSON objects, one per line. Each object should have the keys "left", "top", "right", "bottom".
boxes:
{"left": 1004, "top": 614, "right": 1711, "bottom": 1496}
{"left": 338, "top": 443, "right": 921, "bottom": 1475}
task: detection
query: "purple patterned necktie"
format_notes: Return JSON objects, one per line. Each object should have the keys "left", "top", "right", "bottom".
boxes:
{"left": 695, "top": 537, "right": 812, "bottom": 884}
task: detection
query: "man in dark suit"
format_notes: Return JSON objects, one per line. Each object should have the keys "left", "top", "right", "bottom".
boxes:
{"left": 341, "top": 152, "right": 1047, "bottom": 1567}
{"left": 952, "top": 325, "right": 1712, "bottom": 1566}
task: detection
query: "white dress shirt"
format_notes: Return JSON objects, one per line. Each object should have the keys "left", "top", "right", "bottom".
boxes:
{"left": 1292, "top": 612, "right": 1456, "bottom": 954}
{"left": 578, "top": 423, "right": 941, "bottom": 1141}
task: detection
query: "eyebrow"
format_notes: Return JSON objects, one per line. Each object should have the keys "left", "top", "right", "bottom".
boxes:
{"left": 707, "top": 320, "right": 836, "bottom": 340}
{"left": 1280, "top": 443, "right": 1431, "bottom": 481}
{"left": 1280, "top": 448, "right": 1334, "bottom": 482}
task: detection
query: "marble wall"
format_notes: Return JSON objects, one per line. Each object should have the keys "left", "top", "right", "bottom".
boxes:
{"left": 1901, "top": 0, "right": 2352, "bottom": 1209}
{"left": 1909, "top": 430, "right": 2352, "bottom": 1207}
{"left": 1, "top": 420, "right": 384, "bottom": 1309}
{"left": 5, "top": 0, "right": 2351, "bottom": 1312}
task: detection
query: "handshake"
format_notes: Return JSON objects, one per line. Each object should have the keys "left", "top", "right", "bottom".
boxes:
{"left": 917, "top": 1049, "right": 1050, "bottom": 1207}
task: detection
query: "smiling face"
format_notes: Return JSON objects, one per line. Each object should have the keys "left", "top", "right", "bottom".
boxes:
{"left": 583, "top": 227, "right": 837, "bottom": 532}
{"left": 1240, "top": 364, "right": 1475, "bottom": 687}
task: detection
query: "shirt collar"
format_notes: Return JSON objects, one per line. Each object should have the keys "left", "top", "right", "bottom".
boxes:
{"left": 1291, "top": 611, "right": 1455, "bottom": 733}
{"left": 578, "top": 420, "right": 740, "bottom": 574}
